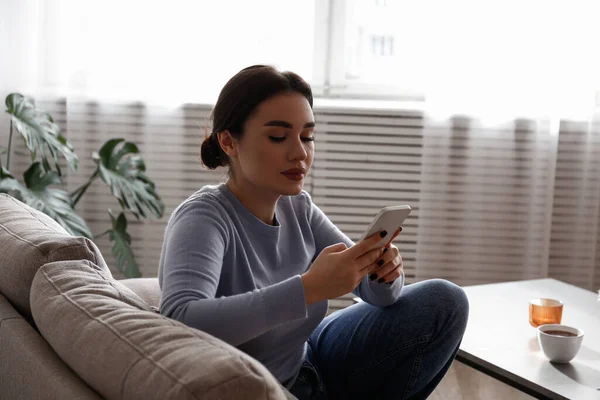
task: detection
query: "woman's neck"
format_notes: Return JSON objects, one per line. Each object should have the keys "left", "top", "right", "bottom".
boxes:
{"left": 226, "top": 178, "right": 279, "bottom": 226}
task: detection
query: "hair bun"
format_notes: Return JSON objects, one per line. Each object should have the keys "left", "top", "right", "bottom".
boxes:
{"left": 200, "top": 134, "right": 223, "bottom": 169}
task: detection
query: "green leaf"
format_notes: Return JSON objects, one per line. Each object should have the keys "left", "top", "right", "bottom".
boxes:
{"left": 107, "top": 210, "right": 141, "bottom": 278}
{"left": 0, "top": 166, "right": 13, "bottom": 179}
{"left": 94, "top": 138, "right": 165, "bottom": 219}
{"left": 5, "top": 93, "right": 78, "bottom": 175}
{"left": 0, "top": 162, "right": 92, "bottom": 238}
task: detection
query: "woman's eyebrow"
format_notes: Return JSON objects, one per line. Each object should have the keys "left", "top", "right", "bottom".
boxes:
{"left": 263, "top": 120, "right": 316, "bottom": 129}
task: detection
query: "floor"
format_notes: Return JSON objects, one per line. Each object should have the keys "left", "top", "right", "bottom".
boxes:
{"left": 430, "top": 361, "right": 534, "bottom": 400}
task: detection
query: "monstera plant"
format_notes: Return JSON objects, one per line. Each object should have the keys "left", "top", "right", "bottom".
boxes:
{"left": 0, "top": 93, "right": 165, "bottom": 278}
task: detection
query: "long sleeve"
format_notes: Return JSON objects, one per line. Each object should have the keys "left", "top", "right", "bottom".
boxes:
{"left": 159, "top": 200, "right": 308, "bottom": 346}
{"left": 307, "top": 195, "right": 404, "bottom": 307}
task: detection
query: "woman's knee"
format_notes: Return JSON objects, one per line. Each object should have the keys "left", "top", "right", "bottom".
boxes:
{"left": 428, "top": 279, "right": 468, "bottom": 307}
{"left": 418, "top": 279, "right": 469, "bottom": 327}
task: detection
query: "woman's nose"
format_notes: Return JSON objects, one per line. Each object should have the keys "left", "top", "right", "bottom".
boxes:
{"left": 289, "top": 137, "right": 308, "bottom": 160}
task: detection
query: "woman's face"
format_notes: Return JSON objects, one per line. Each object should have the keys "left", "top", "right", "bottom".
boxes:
{"left": 229, "top": 92, "right": 315, "bottom": 197}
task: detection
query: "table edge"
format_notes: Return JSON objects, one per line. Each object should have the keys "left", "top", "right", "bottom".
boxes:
{"left": 456, "top": 349, "right": 568, "bottom": 400}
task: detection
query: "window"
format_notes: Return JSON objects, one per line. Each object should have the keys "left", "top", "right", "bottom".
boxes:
{"left": 320, "top": 0, "right": 600, "bottom": 113}
{"left": 23, "top": 0, "right": 600, "bottom": 112}
{"left": 316, "top": 0, "right": 427, "bottom": 100}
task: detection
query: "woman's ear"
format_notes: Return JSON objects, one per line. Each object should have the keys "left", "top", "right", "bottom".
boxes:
{"left": 217, "top": 130, "right": 238, "bottom": 158}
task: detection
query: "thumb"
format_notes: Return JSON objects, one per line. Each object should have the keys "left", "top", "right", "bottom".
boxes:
{"left": 322, "top": 242, "right": 348, "bottom": 255}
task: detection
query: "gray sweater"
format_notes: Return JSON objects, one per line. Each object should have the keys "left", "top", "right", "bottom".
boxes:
{"left": 158, "top": 183, "right": 404, "bottom": 385}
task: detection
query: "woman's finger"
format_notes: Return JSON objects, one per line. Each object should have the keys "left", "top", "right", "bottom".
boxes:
{"left": 368, "top": 246, "right": 402, "bottom": 282}
{"left": 376, "top": 262, "right": 403, "bottom": 283}
{"left": 356, "top": 247, "right": 385, "bottom": 272}
{"left": 381, "top": 266, "right": 403, "bottom": 284}
{"left": 366, "top": 247, "right": 390, "bottom": 274}
{"left": 383, "top": 227, "right": 402, "bottom": 249}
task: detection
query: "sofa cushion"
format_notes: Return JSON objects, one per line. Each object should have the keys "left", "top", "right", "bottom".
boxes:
{"left": 120, "top": 277, "right": 162, "bottom": 309}
{"left": 0, "top": 193, "right": 109, "bottom": 318}
{"left": 30, "top": 259, "right": 290, "bottom": 400}
{"left": 0, "top": 294, "right": 102, "bottom": 399}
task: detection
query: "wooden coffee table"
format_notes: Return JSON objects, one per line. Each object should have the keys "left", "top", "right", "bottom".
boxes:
{"left": 458, "top": 278, "right": 600, "bottom": 400}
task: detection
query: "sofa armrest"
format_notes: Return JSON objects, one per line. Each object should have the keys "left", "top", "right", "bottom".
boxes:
{"left": 31, "top": 260, "right": 293, "bottom": 400}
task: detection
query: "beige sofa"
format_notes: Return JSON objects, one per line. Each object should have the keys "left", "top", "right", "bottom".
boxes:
{"left": 0, "top": 193, "right": 295, "bottom": 400}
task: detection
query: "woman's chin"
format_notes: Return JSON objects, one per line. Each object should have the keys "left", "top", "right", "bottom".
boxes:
{"left": 282, "top": 188, "right": 304, "bottom": 196}
{"left": 278, "top": 182, "right": 304, "bottom": 196}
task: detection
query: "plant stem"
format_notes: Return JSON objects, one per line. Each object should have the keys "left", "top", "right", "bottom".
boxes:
{"left": 94, "top": 229, "right": 111, "bottom": 239}
{"left": 6, "top": 119, "right": 13, "bottom": 171}
{"left": 71, "top": 169, "right": 100, "bottom": 207}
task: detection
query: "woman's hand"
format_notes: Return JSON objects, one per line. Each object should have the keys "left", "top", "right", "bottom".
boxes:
{"left": 367, "top": 227, "right": 403, "bottom": 284}
{"left": 302, "top": 231, "right": 386, "bottom": 305}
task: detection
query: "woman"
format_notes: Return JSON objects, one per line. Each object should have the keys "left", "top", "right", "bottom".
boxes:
{"left": 159, "top": 65, "right": 469, "bottom": 400}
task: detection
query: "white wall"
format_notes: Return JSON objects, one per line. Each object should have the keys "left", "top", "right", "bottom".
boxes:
{"left": 0, "top": 0, "right": 40, "bottom": 146}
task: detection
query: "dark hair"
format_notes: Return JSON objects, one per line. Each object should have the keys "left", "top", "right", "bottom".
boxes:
{"left": 200, "top": 65, "right": 314, "bottom": 170}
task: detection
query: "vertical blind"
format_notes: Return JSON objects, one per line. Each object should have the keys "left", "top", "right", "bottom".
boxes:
{"left": 3, "top": 99, "right": 599, "bottom": 292}
{"left": 416, "top": 117, "right": 558, "bottom": 286}
{"left": 550, "top": 120, "right": 600, "bottom": 290}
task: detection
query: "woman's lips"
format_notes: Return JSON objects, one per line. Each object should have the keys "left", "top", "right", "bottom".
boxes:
{"left": 281, "top": 172, "right": 305, "bottom": 181}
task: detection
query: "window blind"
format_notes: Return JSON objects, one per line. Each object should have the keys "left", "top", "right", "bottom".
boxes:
{"left": 549, "top": 119, "right": 600, "bottom": 290}
{"left": 416, "top": 117, "right": 558, "bottom": 286}
{"left": 2, "top": 99, "right": 599, "bottom": 292}
{"left": 311, "top": 106, "right": 423, "bottom": 281}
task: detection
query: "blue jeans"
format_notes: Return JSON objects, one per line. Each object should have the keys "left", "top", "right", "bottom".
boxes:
{"left": 289, "top": 279, "right": 469, "bottom": 400}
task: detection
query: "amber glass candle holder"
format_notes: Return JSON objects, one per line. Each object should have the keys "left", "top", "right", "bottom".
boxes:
{"left": 529, "top": 298, "right": 563, "bottom": 328}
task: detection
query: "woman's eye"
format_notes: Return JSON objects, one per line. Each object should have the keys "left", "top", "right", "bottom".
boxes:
{"left": 268, "top": 135, "right": 314, "bottom": 143}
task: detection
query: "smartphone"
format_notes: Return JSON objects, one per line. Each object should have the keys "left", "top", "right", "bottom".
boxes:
{"left": 359, "top": 205, "right": 411, "bottom": 249}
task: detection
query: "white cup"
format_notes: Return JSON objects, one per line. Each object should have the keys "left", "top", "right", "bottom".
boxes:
{"left": 537, "top": 324, "right": 584, "bottom": 363}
